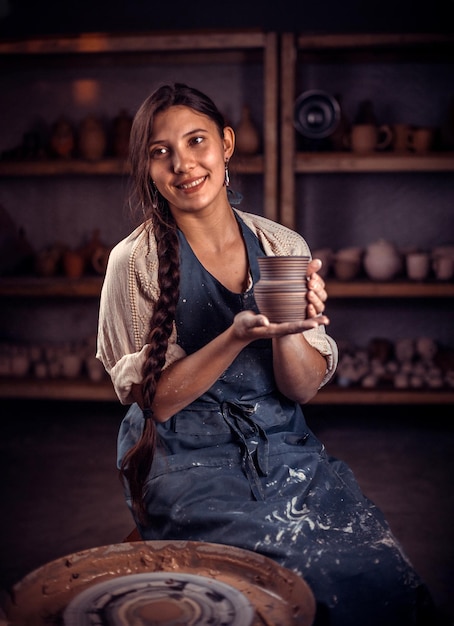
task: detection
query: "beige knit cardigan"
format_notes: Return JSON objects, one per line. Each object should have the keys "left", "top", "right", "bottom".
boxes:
{"left": 96, "top": 208, "right": 338, "bottom": 405}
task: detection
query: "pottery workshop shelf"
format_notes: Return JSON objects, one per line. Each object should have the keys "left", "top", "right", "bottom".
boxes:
{"left": 294, "top": 152, "right": 454, "bottom": 174}
{"left": 0, "top": 377, "right": 452, "bottom": 405}
{"left": 1, "top": 277, "right": 453, "bottom": 299}
{"left": 326, "top": 281, "right": 454, "bottom": 298}
{"left": 1, "top": 30, "right": 453, "bottom": 405}
{"left": 0, "top": 276, "right": 104, "bottom": 297}
{"left": 0, "top": 154, "right": 264, "bottom": 177}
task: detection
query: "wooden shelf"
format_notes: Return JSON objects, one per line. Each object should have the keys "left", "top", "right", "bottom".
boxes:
{"left": 311, "top": 385, "right": 454, "bottom": 405}
{"left": 0, "top": 276, "right": 104, "bottom": 297}
{"left": 0, "top": 29, "right": 272, "bottom": 56}
{"left": 0, "top": 159, "right": 130, "bottom": 177}
{"left": 0, "top": 377, "right": 116, "bottom": 401}
{"left": 0, "top": 377, "right": 451, "bottom": 404}
{"left": 279, "top": 32, "right": 454, "bottom": 229}
{"left": 1, "top": 276, "right": 453, "bottom": 299}
{"left": 0, "top": 29, "right": 278, "bottom": 219}
{"left": 0, "top": 154, "right": 264, "bottom": 177}
{"left": 294, "top": 152, "right": 454, "bottom": 174}
{"left": 325, "top": 280, "right": 454, "bottom": 298}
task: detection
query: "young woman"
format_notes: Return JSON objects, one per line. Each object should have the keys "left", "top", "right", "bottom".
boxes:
{"left": 97, "top": 83, "right": 437, "bottom": 625}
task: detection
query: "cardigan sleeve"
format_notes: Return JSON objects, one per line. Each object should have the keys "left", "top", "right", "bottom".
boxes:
{"left": 96, "top": 225, "right": 185, "bottom": 405}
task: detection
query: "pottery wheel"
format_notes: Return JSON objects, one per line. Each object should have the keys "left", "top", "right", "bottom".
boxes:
{"left": 4, "top": 540, "right": 316, "bottom": 626}
{"left": 63, "top": 572, "right": 255, "bottom": 625}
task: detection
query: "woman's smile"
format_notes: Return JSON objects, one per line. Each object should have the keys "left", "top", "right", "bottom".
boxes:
{"left": 177, "top": 175, "right": 208, "bottom": 192}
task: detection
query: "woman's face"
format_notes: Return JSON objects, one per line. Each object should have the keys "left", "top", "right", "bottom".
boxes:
{"left": 148, "top": 105, "right": 234, "bottom": 217}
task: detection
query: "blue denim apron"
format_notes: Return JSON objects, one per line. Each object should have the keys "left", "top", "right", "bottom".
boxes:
{"left": 117, "top": 213, "right": 434, "bottom": 626}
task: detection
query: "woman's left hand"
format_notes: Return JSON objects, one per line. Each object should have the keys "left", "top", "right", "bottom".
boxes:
{"left": 306, "top": 258, "right": 328, "bottom": 318}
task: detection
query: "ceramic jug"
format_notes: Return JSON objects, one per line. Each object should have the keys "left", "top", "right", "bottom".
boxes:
{"left": 112, "top": 109, "right": 133, "bottom": 158}
{"left": 363, "top": 240, "right": 402, "bottom": 281}
{"left": 50, "top": 117, "right": 75, "bottom": 159}
{"left": 235, "top": 105, "right": 261, "bottom": 155}
{"left": 78, "top": 116, "right": 106, "bottom": 161}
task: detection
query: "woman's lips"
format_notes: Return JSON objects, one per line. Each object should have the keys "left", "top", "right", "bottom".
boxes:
{"left": 177, "top": 176, "right": 207, "bottom": 191}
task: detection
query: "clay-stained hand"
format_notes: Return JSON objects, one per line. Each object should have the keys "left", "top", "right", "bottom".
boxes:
{"left": 232, "top": 308, "right": 329, "bottom": 343}
{"left": 306, "top": 258, "right": 328, "bottom": 319}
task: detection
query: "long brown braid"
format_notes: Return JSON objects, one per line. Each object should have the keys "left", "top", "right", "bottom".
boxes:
{"left": 119, "top": 83, "right": 226, "bottom": 524}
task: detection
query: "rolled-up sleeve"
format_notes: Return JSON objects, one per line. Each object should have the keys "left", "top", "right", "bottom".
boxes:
{"left": 96, "top": 224, "right": 185, "bottom": 405}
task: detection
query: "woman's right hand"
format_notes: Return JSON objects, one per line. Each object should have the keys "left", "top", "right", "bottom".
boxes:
{"left": 232, "top": 310, "right": 329, "bottom": 342}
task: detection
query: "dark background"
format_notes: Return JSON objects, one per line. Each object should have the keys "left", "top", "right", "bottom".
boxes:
{"left": 0, "top": 0, "right": 453, "bottom": 38}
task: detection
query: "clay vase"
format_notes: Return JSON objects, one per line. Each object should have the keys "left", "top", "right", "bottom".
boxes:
{"left": 63, "top": 249, "right": 85, "bottom": 278}
{"left": 235, "top": 105, "right": 261, "bottom": 155}
{"left": 78, "top": 116, "right": 107, "bottom": 161}
{"left": 112, "top": 109, "right": 133, "bottom": 159}
{"left": 255, "top": 256, "right": 310, "bottom": 322}
{"left": 50, "top": 117, "right": 75, "bottom": 159}
{"left": 91, "top": 245, "right": 111, "bottom": 275}
{"left": 364, "top": 240, "right": 402, "bottom": 281}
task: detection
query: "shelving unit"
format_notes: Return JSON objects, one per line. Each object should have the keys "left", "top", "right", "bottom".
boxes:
{"left": 0, "top": 29, "right": 278, "bottom": 217}
{"left": 0, "top": 275, "right": 452, "bottom": 403}
{"left": 0, "top": 29, "right": 278, "bottom": 402}
{"left": 1, "top": 276, "right": 453, "bottom": 299}
{"left": 279, "top": 32, "right": 454, "bottom": 229}
{"left": 0, "top": 31, "right": 453, "bottom": 404}
{"left": 1, "top": 370, "right": 453, "bottom": 405}
{"left": 278, "top": 32, "right": 454, "bottom": 405}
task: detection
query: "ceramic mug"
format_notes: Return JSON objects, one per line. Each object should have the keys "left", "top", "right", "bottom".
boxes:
{"left": 392, "top": 123, "right": 412, "bottom": 152}
{"left": 433, "top": 254, "right": 454, "bottom": 281}
{"left": 347, "top": 123, "right": 393, "bottom": 154}
{"left": 406, "top": 252, "right": 430, "bottom": 281}
{"left": 407, "top": 127, "right": 434, "bottom": 154}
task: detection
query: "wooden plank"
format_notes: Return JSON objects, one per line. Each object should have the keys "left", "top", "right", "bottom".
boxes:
{"left": 0, "top": 277, "right": 104, "bottom": 297}
{"left": 0, "top": 158, "right": 130, "bottom": 177}
{"left": 0, "top": 378, "right": 451, "bottom": 404}
{"left": 0, "top": 30, "right": 267, "bottom": 56}
{"left": 0, "top": 156, "right": 265, "bottom": 177}
{"left": 325, "top": 280, "right": 454, "bottom": 298}
{"left": 279, "top": 33, "right": 296, "bottom": 229}
{"left": 263, "top": 32, "right": 279, "bottom": 222}
{"left": 296, "top": 33, "right": 454, "bottom": 51}
{"left": 311, "top": 386, "right": 454, "bottom": 404}
{"left": 294, "top": 152, "right": 454, "bottom": 173}
{"left": 1, "top": 277, "right": 453, "bottom": 299}
{"left": 0, "top": 378, "right": 117, "bottom": 401}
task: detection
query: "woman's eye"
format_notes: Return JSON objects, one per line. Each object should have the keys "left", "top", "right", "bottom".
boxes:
{"left": 150, "top": 146, "right": 168, "bottom": 159}
{"left": 190, "top": 136, "right": 204, "bottom": 146}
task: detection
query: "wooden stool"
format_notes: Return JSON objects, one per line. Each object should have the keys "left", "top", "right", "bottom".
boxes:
{"left": 123, "top": 527, "right": 141, "bottom": 542}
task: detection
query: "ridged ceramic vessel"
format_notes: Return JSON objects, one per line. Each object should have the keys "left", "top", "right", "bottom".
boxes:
{"left": 255, "top": 256, "right": 310, "bottom": 322}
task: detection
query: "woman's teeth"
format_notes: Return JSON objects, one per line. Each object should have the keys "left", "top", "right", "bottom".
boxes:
{"left": 179, "top": 176, "right": 205, "bottom": 189}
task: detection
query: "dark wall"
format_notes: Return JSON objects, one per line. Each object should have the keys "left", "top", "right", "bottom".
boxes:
{"left": 0, "top": 0, "right": 452, "bottom": 38}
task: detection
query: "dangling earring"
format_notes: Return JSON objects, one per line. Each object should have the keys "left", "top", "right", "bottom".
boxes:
{"left": 224, "top": 160, "right": 230, "bottom": 187}
{"left": 150, "top": 180, "right": 159, "bottom": 209}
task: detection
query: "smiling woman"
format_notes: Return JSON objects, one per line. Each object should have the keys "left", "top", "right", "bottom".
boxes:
{"left": 95, "top": 83, "right": 443, "bottom": 626}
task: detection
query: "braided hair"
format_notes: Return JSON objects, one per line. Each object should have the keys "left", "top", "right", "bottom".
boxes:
{"left": 121, "top": 83, "right": 227, "bottom": 524}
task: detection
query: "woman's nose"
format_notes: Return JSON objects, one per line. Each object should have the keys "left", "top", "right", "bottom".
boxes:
{"left": 172, "top": 149, "right": 194, "bottom": 173}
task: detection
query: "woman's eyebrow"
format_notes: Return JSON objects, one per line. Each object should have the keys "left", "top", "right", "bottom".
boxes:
{"left": 149, "top": 127, "right": 208, "bottom": 146}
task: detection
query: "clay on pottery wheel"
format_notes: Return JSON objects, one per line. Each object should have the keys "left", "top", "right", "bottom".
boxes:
{"left": 4, "top": 540, "right": 316, "bottom": 626}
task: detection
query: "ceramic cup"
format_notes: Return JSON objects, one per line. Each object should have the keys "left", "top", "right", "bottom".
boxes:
{"left": 392, "top": 123, "right": 412, "bottom": 152}
{"left": 433, "top": 254, "right": 454, "bottom": 281}
{"left": 348, "top": 124, "right": 393, "bottom": 154}
{"left": 255, "top": 256, "right": 310, "bottom": 322}
{"left": 406, "top": 252, "right": 430, "bottom": 281}
{"left": 407, "top": 127, "right": 434, "bottom": 154}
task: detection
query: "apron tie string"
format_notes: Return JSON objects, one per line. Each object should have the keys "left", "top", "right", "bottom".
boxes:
{"left": 221, "top": 400, "right": 269, "bottom": 501}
